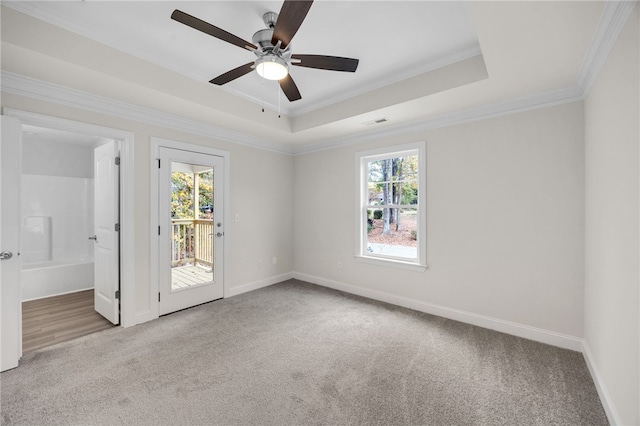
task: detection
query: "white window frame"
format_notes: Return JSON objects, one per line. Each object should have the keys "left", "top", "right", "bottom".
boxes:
{"left": 355, "top": 141, "right": 427, "bottom": 272}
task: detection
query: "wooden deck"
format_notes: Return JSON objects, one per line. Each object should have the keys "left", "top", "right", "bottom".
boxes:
{"left": 172, "top": 264, "right": 212, "bottom": 290}
{"left": 22, "top": 289, "right": 115, "bottom": 353}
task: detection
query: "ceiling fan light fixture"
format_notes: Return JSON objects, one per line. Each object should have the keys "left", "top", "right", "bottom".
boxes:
{"left": 173, "top": 1, "right": 359, "bottom": 102}
{"left": 256, "top": 55, "right": 289, "bottom": 80}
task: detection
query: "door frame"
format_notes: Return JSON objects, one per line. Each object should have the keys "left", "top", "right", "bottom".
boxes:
{"left": 150, "top": 137, "right": 231, "bottom": 318}
{"left": 3, "top": 108, "right": 137, "bottom": 327}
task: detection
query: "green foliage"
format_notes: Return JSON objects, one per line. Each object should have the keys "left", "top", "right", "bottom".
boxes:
{"left": 198, "top": 171, "right": 214, "bottom": 219}
{"left": 171, "top": 172, "right": 193, "bottom": 219}
{"left": 198, "top": 173, "right": 213, "bottom": 207}
{"left": 171, "top": 170, "right": 214, "bottom": 219}
{"left": 410, "top": 230, "right": 417, "bottom": 241}
{"left": 367, "top": 155, "right": 419, "bottom": 206}
{"left": 373, "top": 210, "right": 383, "bottom": 220}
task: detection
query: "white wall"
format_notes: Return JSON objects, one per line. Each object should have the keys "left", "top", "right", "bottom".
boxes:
{"left": 294, "top": 102, "right": 585, "bottom": 345}
{"left": 22, "top": 138, "right": 93, "bottom": 178}
{"left": 21, "top": 174, "right": 93, "bottom": 264}
{"left": 21, "top": 138, "right": 95, "bottom": 263}
{"left": 584, "top": 5, "right": 639, "bottom": 425}
{"left": 227, "top": 144, "right": 294, "bottom": 294}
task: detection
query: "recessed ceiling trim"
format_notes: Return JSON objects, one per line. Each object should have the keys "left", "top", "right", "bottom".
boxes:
{"left": 289, "top": 46, "right": 482, "bottom": 118}
{"left": 3, "top": 1, "right": 481, "bottom": 118}
{"left": 1, "top": 71, "right": 294, "bottom": 155}
{"left": 295, "top": 85, "right": 585, "bottom": 155}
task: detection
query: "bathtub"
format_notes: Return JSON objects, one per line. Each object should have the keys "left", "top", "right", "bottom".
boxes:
{"left": 21, "top": 257, "right": 94, "bottom": 301}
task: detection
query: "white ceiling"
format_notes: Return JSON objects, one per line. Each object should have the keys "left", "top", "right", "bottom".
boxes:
{"left": 4, "top": 1, "right": 480, "bottom": 116}
{"left": 1, "top": 1, "right": 608, "bottom": 151}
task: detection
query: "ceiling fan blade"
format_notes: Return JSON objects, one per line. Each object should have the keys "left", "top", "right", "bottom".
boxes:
{"left": 209, "top": 62, "right": 255, "bottom": 85}
{"left": 291, "top": 54, "right": 359, "bottom": 72}
{"left": 279, "top": 74, "right": 302, "bottom": 102}
{"left": 172, "top": 10, "right": 257, "bottom": 51}
{"left": 271, "top": 0, "right": 313, "bottom": 49}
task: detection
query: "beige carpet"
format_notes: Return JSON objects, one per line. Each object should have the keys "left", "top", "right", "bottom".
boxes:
{"left": 1, "top": 279, "right": 607, "bottom": 425}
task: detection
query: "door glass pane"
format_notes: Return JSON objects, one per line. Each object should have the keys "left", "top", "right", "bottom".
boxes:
{"left": 170, "top": 161, "right": 214, "bottom": 291}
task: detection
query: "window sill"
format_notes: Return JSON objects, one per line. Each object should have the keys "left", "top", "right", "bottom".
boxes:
{"left": 354, "top": 255, "right": 428, "bottom": 272}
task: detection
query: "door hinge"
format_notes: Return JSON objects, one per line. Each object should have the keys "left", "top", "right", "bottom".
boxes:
{"left": 115, "top": 290, "right": 120, "bottom": 299}
{"left": 115, "top": 156, "right": 121, "bottom": 166}
{"left": 115, "top": 223, "right": 120, "bottom": 232}
{"left": 158, "top": 292, "right": 161, "bottom": 302}
{"left": 157, "top": 158, "right": 161, "bottom": 168}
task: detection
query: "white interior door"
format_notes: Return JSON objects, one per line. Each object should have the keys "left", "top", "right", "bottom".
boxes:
{"left": 158, "top": 147, "right": 224, "bottom": 315}
{"left": 93, "top": 141, "right": 120, "bottom": 324}
{"left": 1, "top": 116, "right": 22, "bottom": 371}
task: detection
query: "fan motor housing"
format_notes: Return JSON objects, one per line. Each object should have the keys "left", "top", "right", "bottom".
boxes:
{"left": 252, "top": 28, "right": 275, "bottom": 52}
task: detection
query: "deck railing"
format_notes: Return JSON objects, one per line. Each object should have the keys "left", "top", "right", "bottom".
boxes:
{"left": 171, "top": 219, "right": 213, "bottom": 268}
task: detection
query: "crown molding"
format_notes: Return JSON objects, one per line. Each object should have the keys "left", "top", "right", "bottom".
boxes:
{"left": 294, "top": 85, "right": 584, "bottom": 155}
{"left": 288, "top": 46, "right": 483, "bottom": 118}
{"left": 0, "top": 71, "right": 294, "bottom": 155}
{"left": 577, "top": 0, "right": 638, "bottom": 95}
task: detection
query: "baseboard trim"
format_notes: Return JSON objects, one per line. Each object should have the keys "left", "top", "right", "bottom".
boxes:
{"left": 227, "top": 272, "right": 294, "bottom": 298}
{"left": 21, "top": 286, "right": 94, "bottom": 303}
{"left": 292, "top": 272, "right": 583, "bottom": 352}
{"left": 582, "top": 342, "right": 622, "bottom": 425}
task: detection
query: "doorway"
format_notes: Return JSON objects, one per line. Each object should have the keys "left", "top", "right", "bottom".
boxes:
{"left": 157, "top": 146, "right": 225, "bottom": 315}
{"left": 1, "top": 109, "right": 135, "bottom": 370}
{"left": 19, "top": 125, "right": 119, "bottom": 350}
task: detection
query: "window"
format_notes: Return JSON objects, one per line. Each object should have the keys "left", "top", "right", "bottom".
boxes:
{"left": 355, "top": 142, "right": 427, "bottom": 271}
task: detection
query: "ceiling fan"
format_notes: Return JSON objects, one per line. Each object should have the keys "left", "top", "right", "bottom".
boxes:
{"left": 171, "top": 0, "right": 359, "bottom": 102}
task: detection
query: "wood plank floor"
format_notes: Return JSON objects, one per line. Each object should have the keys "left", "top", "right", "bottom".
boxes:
{"left": 172, "top": 265, "right": 212, "bottom": 290}
{"left": 22, "top": 290, "right": 115, "bottom": 353}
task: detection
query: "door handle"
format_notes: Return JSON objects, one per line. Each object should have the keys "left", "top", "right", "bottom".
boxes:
{"left": 89, "top": 235, "right": 98, "bottom": 242}
{"left": 0, "top": 251, "right": 13, "bottom": 260}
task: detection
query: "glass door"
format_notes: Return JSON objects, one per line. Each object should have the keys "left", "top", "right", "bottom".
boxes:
{"left": 158, "top": 147, "right": 224, "bottom": 315}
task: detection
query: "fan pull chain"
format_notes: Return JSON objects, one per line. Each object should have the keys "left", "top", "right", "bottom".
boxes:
{"left": 261, "top": 77, "right": 265, "bottom": 113}
{"left": 277, "top": 82, "right": 281, "bottom": 118}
